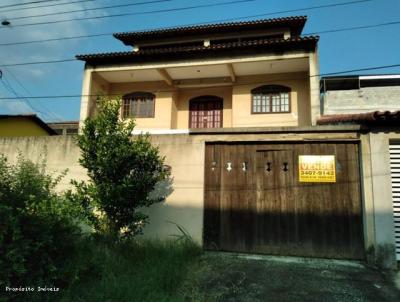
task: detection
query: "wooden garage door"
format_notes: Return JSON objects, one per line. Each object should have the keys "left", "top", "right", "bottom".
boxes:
{"left": 204, "top": 142, "right": 364, "bottom": 260}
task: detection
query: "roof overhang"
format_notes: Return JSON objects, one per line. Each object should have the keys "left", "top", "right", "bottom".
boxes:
{"left": 76, "top": 36, "right": 318, "bottom": 67}
{"left": 93, "top": 56, "right": 310, "bottom": 87}
{"left": 113, "top": 16, "right": 307, "bottom": 47}
{"left": 317, "top": 111, "right": 400, "bottom": 126}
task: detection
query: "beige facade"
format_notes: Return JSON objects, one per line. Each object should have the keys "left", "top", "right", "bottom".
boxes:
{"left": 1, "top": 127, "right": 398, "bottom": 267}
{"left": 80, "top": 54, "right": 317, "bottom": 131}
{"left": 77, "top": 16, "right": 319, "bottom": 130}
{"left": 231, "top": 73, "right": 310, "bottom": 127}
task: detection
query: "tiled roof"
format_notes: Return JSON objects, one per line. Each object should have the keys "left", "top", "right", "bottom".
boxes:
{"left": 317, "top": 111, "right": 400, "bottom": 126}
{"left": 113, "top": 16, "right": 307, "bottom": 45}
{"left": 76, "top": 36, "right": 318, "bottom": 65}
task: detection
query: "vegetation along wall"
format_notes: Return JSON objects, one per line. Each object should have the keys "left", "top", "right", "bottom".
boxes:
{"left": 0, "top": 128, "right": 398, "bottom": 269}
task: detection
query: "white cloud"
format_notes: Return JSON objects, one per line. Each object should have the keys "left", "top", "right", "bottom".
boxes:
{"left": 0, "top": 0, "right": 107, "bottom": 78}
{"left": 0, "top": 98, "right": 34, "bottom": 115}
{"left": 0, "top": 0, "right": 110, "bottom": 120}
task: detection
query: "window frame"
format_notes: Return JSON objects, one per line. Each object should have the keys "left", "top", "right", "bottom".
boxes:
{"left": 122, "top": 91, "right": 156, "bottom": 118}
{"left": 188, "top": 95, "right": 223, "bottom": 129}
{"left": 251, "top": 85, "right": 291, "bottom": 114}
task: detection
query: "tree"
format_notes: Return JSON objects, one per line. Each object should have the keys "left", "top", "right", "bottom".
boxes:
{"left": 73, "top": 97, "right": 170, "bottom": 238}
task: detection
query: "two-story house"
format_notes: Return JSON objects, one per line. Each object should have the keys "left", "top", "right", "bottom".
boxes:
{"left": 75, "top": 17, "right": 397, "bottom": 268}
{"left": 77, "top": 16, "right": 320, "bottom": 131}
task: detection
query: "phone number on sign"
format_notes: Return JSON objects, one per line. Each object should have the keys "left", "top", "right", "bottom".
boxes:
{"left": 300, "top": 170, "right": 334, "bottom": 176}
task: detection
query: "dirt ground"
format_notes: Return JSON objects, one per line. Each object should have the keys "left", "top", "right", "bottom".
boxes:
{"left": 182, "top": 252, "right": 400, "bottom": 302}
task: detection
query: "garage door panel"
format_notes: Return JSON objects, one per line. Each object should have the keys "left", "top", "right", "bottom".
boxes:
{"left": 255, "top": 149, "right": 294, "bottom": 252}
{"left": 204, "top": 142, "right": 364, "bottom": 260}
{"left": 218, "top": 144, "right": 255, "bottom": 252}
{"left": 203, "top": 144, "right": 221, "bottom": 250}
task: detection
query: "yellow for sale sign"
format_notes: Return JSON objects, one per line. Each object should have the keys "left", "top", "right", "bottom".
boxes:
{"left": 298, "top": 155, "right": 336, "bottom": 183}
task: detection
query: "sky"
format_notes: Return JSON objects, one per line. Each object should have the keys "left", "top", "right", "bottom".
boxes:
{"left": 0, "top": 0, "right": 399, "bottom": 122}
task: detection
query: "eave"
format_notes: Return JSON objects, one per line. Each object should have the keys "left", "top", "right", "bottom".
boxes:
{"left": 113, "top": 16, "right": 308, "bottom": 46}
{"left": 76, "top": 36, "right": 319, "bottom": 67}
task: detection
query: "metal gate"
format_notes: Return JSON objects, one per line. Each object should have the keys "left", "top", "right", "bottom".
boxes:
{"left": 389, "top": 142, "right": 400, "bottom": 260}
{"left": 204, "top": 142, "right": 365, "bottom": 259}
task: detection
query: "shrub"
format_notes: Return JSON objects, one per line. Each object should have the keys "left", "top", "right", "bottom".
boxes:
{"left": 73, "top": 97, "right": 171, "bottom": 239}
{"left": 0, "top": 155, "right": 83, "bottom": 298}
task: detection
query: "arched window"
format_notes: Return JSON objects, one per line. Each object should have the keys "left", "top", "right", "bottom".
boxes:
{"left": 122, "top": 92, "right": 155, "bottom": 118}
{"left": 251, "top": 85, "right": 291, "bottom": 114}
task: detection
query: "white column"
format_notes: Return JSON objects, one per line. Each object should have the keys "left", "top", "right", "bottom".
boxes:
{"left": 79, "top": 65, "right": 93, "bottom": 131}
{"left": 309, "top": 50, "right": 320, "bottom": 125}
{"left": 369, "top": 132, "right": 397, "bottom": 268}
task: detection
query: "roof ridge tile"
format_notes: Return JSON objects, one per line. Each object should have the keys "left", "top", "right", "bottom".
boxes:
{"left": 113, "top": 16, "right": 307, "bottom": 38}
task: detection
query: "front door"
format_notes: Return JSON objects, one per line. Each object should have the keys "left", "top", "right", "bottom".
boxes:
{"left": 189, "top": 96, "right": 223, "bottom": 128}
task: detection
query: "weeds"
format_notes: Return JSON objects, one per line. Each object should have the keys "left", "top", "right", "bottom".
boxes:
{"left": 61, "top": 236, "right": 202, "bottom": 302}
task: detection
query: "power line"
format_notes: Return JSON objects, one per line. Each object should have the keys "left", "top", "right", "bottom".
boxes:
{"left": 304, "top": 20, "right": 400, "bottom": 35}
{"left": 0, "top": 0, "right": 95, "bottom": 13}
{"left": 1, "top": 58, "right": 77, "bottom": 67}
{"left": 1, "top": 67, "right": 31, "bottom": 96}
{"left": 9, "top": 0, "right": 173, "bottom": 21}
{"left": 0, "top": 0, "right": 64, "bottom": 10}
{"left": 318, "top": 64, "right": 400, "bottom": 76}
{"left": 0, "top": 0, "right": 372, "bottom": 29}
{"left": 1, "top": 18, "right": 399, "bottom": 48}
{"left": 0, "top": 69, "right": 57, "bottom": 120}
{"left": 0, "top": 32, "right": 113, "bottom": 46}
{"left": 2, "top": 66, "right": 64, "bottom": 121}
{"left": 0, "top": 75, "right": 47, "bottom": 118}
{"left": 0, "top": 0, "right": 257, "bottom": 29}
{"left": 0, "top": 0, "right": 378, "bottom": 47}
{"left": 0, "top": 63, "right": 399, "bottom": 100}
{"left": 143, "top": 0, "right": 373, "bottom": 31}
{"left": 3, "top": 16, "right": 400, "bottom": 67}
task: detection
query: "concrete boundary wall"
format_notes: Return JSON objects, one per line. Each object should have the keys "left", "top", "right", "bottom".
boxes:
{"left": 364, "top": 130, "right": 400, "bottom": 268}
{"left": 0, "top": 127, "right": 397, "bottom": 267}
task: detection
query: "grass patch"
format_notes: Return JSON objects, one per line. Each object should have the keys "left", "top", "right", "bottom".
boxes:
{"left": 179, "top": 253, "right": 252, "bottom": 302}
{"left": 60, "top": 236, "right": 202, "bottom": 302}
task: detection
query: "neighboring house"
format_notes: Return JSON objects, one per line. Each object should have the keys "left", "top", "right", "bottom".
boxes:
{"left": 76, "top": 16, "right": 320, "bottom": 131}
{"left": 318, "top": 75, "right": 400, "bottom": 264}
{"left": 47, "top": 121, "right": 79, "bottom": 135}
{"left": 0, "top": 114, "right": 56, "bottom": 137}
{"left": 320, "top": 74, "right": 400, "bottom": 115}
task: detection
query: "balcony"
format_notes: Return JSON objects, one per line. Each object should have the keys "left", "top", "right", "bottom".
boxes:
{"left": 80, "top": 54, "right": 318, "bottom": 132}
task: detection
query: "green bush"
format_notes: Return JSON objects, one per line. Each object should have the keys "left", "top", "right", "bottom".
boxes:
{"left": 0, "top": 155, "right": 83, "bottom": 299}
{"left": 74, "top": 97, "right": 171, "bottom": 239}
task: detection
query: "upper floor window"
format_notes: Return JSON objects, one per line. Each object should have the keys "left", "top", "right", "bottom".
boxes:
{"left": 122, "top": 92, "right": 155, "bottom": 118}
{"left": 251, "top": 85, "right": 291, "bottom": 114}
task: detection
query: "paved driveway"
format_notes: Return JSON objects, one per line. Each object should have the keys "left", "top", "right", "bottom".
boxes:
{"left": 186, "top": 252, "right": 400, "bottom": 302}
